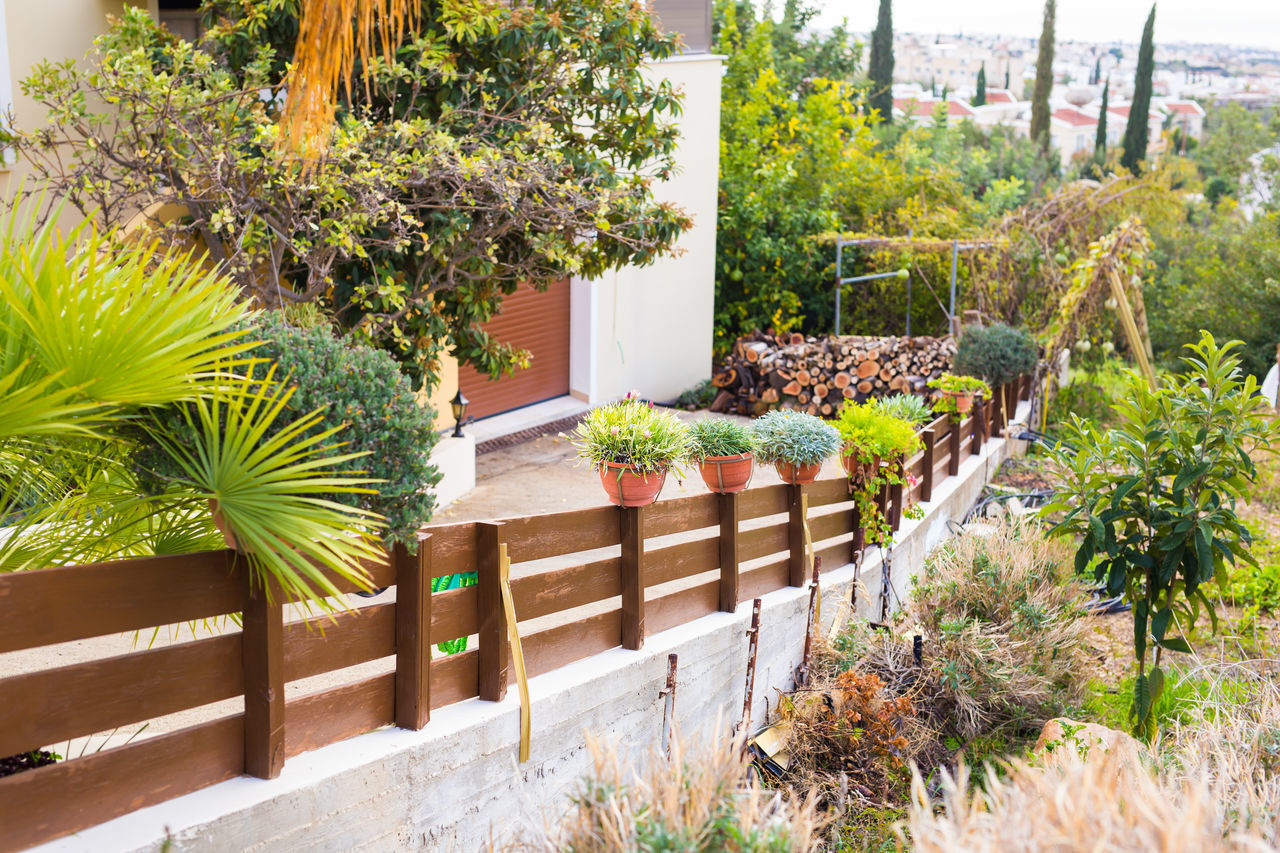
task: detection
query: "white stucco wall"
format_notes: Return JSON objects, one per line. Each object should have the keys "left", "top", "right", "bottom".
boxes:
{"left": 570, "top": 53, "right": 722, "bottom": 405}
{"left": 37, "top": 407, "right": 1027, "bottom": 853}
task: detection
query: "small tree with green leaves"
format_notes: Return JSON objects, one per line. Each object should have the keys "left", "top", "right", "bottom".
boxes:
{"left": 1044, "top": 332, "right": 1277, "bottom": 738}
{"left": 973, "top": 63, "right": 987, "bottom": 106}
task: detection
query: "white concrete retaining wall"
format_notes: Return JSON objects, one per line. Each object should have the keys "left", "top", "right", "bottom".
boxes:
{"left": 38, "top": 413, "right": 1027, "bottom": 853}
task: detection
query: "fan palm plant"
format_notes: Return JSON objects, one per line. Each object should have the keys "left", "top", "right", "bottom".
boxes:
{"left": 0, "top": 205, "right": 383, "bottom": 604}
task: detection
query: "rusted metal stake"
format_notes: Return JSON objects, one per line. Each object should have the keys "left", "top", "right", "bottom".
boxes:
{"left": 796, "top": 557, "right": 822, "bottom": 688}
{"left": 660, "top": 653, "right": 678, "bottom": 758}
{"left": 738, "top": 599, "right": 763, "bottom": 736}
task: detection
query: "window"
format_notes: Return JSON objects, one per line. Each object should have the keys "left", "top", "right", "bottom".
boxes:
{"left": 158, "top": 0, "right": 204, "bottom": 42}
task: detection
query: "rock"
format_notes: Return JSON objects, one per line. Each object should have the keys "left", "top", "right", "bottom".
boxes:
{"left": 1033, "top": 717, "right": 1144, "bottom": 760}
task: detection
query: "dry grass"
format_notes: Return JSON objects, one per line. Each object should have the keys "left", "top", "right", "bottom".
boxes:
{"left": 909, "top": 668, "right": 1280, "bottom": 852}
{"left": 503, "top": 729, "right": 825, "bottom": 852}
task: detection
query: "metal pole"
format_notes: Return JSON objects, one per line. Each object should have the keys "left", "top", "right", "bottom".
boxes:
{"left": 948, "top": 240, "right": 959, "bottom": 334}
{"left": 905, "top": 273, "right": 912, "bottom": 337}
{"left": 834, "top": 240, "right": 843, "bottom": 336}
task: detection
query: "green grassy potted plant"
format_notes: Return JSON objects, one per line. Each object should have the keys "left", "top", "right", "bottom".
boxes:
{"left": 871, "top": 393, "right": 934, "bottom": 427}
{"left": 834, "top": 401, "right": 923, "bottom": 480}
{"left": 929, "top": 373, "right": 992, "bottom": 416}
{"left": 688, "top": 418, "right": 757, "bottom": 494}
{"left": 752, "top": 409, "right": 841, "bottom": 485}
{"left": 572, "top": 394, "right": 692, "bottom": 507}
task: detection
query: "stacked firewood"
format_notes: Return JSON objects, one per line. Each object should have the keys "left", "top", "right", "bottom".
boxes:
{"left": 710, "top": 331, "right": 956, "bottom": 416}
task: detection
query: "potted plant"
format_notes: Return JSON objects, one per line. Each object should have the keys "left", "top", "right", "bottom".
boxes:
{"left": 834, "top": 402, "right": 922, "bottom": 480}
{"left": 751, "top": 409, "right": 841, "bottom": 485}
{"left": 688, "top": 418, "right": 757, "bottom": 494}
{"left": 572, "top": 394, "right": 692, "bottom": 507}
{"left": 871, "top": 393, "right": 934, "bottom": 427}
{"left": 929, "top": 373, "right": 992, "bottom": 416}
{"left": 953, "top": 322, "right": 1038, "bottom": 388}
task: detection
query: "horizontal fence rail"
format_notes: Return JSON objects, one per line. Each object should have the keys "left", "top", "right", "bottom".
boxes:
{"left": 0, "top": 379, "right": 1032, "bottom": 850}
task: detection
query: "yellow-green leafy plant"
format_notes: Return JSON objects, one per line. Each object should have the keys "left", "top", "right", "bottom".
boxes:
{"left": 572, "top": 395, "right": 692, "bottom": 476}
{"left": 835, "top": 401, "right": 923, "bottom": 543}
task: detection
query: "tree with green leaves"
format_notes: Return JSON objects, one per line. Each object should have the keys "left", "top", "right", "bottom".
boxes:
{"left": 1004, "top": 67, "right": 1010, "bottom": 90}
{"left": 1092, "top": 56, "right": 1102, "bottom": 86}
{"left": 1096, "top": 79, "right": 1110, "bottom": 155}
{"left": 1046, "top": 332, "right": 1277, "bottom": 739}
{"left": 6, "top": 0, "right": 688, "bottom": 390}
{"left": 1122, "top": 5, "right": 1157, "bottom": 174}
{"left": 973, "top": 62, "right": 987, "bottom": 105}
{"left": 1029, "top": 0, "right": 1056, "bottom": 151}
{"left": 868, "top": 0, "right": 894, "bottom": 123}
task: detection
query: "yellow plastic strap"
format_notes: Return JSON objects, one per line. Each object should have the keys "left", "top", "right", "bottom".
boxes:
{"left": 801, "top": 493, "right": 819, "bottom": 625}
{"left": 498, "top": 543, "right": 531, "bottom": 763}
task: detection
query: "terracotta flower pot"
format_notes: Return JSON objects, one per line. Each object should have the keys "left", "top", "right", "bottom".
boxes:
{"left": 699, "top": 453, "right": 755, "bottom": 494}
{"left": 775, "top": 460, "right": 822, "bottom": 485}
{"left": 599, "top": 462, "right": 668, "bottom": 507}
{"left": 840, "top": 449, "right": 880, "bottom": 480}
{"left": 948, "top": 391, "right": 974, "bottom": 413}
{"left": 207, "top": 498, "right": 238, "bottom": 551}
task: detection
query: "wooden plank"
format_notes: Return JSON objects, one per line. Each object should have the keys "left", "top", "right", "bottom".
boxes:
{"left": 322, "top": 553, "right": 397, "bottom": 595}
{"left": 521, "top": 609, "right": 622, "bottom": 679}
{"left": 284, "top": 603, "right": 394, "bottom": 682}
{"left": 0, "top": 634, "right": 241, "bottom": 760}
{"left": 890, "top": 480, "right": 904, "bottom": 531}
{"left": 476, "top": 522, "right": 509, "bottom": 702}
{"left": 396, "top": 536, "right": 431, "bottom": 730}
{"left": 738, "top": 521, "right": 790, "bottom": 563}
{"left": 718, "top": 492, "right": 739, "bottom": 612}
{"left": 808, "top": 508, "right": 853, "bottom": 543}
{"left": 431, "top": 584, "right": 478, "bottom": 644}
{"left": 648, "top": 577, "right": 720, "bottom": 636}
{"left": 738, "top": 483, "right": 788, "bottom": 520}
{"left": 242, "top": 569, "right": 285, "bottom": 780}
{"left": 645, "top": 492, "right": 718, "bottom": 538}
{"left": 788, "top": 484, "right": 808, "bottom": 587}
{"left": 419, "top": 521, "right": 477, "bottom": 577}
{"left": 924, "top": 412, "right": 951, "bottom": 434}
{"left": 0, "top": 550, "right": 242, "bottom": 653}
{"left": 511, "top": 556, "right": 620, "bottom": 622}
{"left": 805, "top": 477, "right": 849, "bottom": 509}
{"left": 284, "top": 672, "right": 394, "bottom": 759}
{"left": 740, "top": 557, "right": 789, "bottom": 601}
{"left": 620, "top": 506, "right": 645, "bottom": 650}
{"left": 921, "top": 429, "right": 936, "bottom": 502}
{"left": 0, "top": 715, "right": 244, "bottom": 853}
{"left": 646, "top": 536, "right": 718, "bottom": 588}
{"left": 500, "top": 506, "right": 618, "bottom": 562}
{"left": 431, "top": 648, "right": 479, "bottom": 709}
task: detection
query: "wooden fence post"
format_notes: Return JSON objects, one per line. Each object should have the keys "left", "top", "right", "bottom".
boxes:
{"left": 971, "top": 399, "right": 985, "bottom": 455}
{"left": 621, "top": 505, "right": 646, "bottom": 649}
{"left": 787, "top": 484, "right": 808, "bottom": 587}
{"left": 948, "top": 420, "right": 961, "bottom": 477}
{"left": 1007, "top": 381, "right": 1019, "bottom": 423}
{"left": 477, "top": 522, "right": 509, "bottom": 702}
{"left": 889, "top": 471, "right": 904, "bottom": 533}
{"left": 718, "top": 492, "right": 740, "bottom": 613}
{"left": 395, "top": 535, "right": 431, "bottom": 730}
{"left": 989, "top": 383, "right": 1005, "bottom": 438}
{"left": 241, "top": 560, "right": 284, "bottom": 779}
{"left": 921, "top": 429, "right": 936, "bottom": 503}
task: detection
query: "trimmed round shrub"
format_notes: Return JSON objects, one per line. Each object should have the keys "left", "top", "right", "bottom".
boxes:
{"left": 134, "top": 312, "right": 440, "bottom": 548}
{"left": 953, "top": 323, "right": 1038, "bottom": 387}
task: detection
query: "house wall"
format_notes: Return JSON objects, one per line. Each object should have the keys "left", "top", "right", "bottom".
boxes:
{"left": 0, "top": 0, "right": 144, "bottom": 195}
{"left": 570, "top": 53, "right": 722, "bottom": 405}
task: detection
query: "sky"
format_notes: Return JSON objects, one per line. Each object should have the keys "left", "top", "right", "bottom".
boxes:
{"left": 812, "top": 1, "right": 1280, "bottom": 50}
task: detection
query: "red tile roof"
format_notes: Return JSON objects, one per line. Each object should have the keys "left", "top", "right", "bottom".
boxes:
{"left": 985, "top": 89, "right": 1017, "bottom": 104}
{"left": 1108, "top": 105, "right": 1132, "bottom": 117}
{"left": 1164, "top": 100, "right": 1204, "bottom": 116}
{"left": 893, "top": 98, "right": 975, "bottom": 118}
{"left": 1053, "top": 107, "right": 1097, "bottom": 127}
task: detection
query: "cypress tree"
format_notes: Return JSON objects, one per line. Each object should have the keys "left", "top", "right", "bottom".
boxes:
{"left": 1122, "top": 5, "right": 1157, "bottom": 174}
{"left": 868, "top": 0, "right": 894, "bottom": 123}
{"left": 1095, "top": 79, "right": 1110, "bottom": 153}
{"left": 1092, "top": 57, "right": 1101, "bottom": 85}
{"left": 1029, "top": 0, "right": 1056, "bottom": 152}
{"left": 1004, "top": 67, "right": 1010, "bottom": 90}
{"left": 973, "top": 62, "right": 987, "bottom": 105}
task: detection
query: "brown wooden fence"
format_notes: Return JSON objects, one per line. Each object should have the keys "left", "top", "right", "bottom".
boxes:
{"left": 0, "top": 378, "right": 1031, "bottom": 851}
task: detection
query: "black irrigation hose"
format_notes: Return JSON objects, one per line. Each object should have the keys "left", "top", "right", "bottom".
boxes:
{"left": 962, "top": 489, "right": 1056, "bottom": 525}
